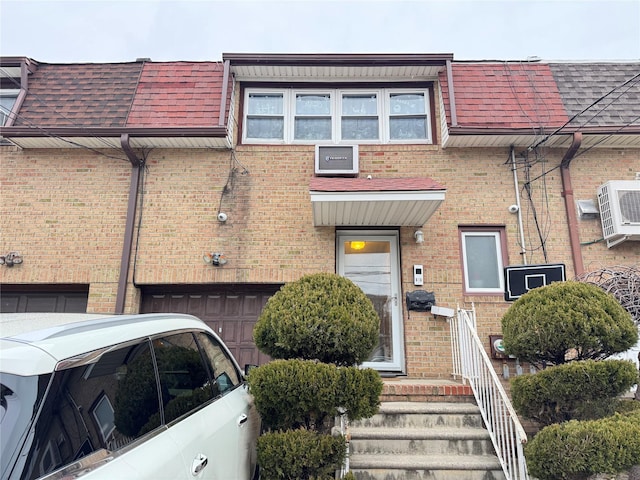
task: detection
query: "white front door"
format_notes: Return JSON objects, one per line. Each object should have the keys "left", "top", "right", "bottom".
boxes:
{"left": 337, "top": 231, "right": 405, "bottom": 372}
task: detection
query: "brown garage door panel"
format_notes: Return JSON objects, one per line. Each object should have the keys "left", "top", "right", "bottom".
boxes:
{"left": 141, "top": 285, "right": 280, "bottom": 366}
{"left": 1, "top": 289, "right": 89, "bottom": 313}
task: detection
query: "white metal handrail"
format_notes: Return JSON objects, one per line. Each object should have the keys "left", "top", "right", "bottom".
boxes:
{"left": 450, "top": 305, "right": 530, "bottom": 480}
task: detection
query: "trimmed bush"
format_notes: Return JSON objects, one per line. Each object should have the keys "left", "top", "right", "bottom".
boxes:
{"left": 257, "top": 429, "right": 347, "bottom": 480}
{"left": 525, "top": 411, "right": 640, "bottom": 480}
{"left": 247, "top": 358, "right": 382, "bottom": 433}
{"left": 502, "top": 281, "right": 637, "bottom": 367}
{"left": 254, "top": 273, "right": 380, "bottom": 366}
{"left": 510, "top": 359, "right": 639, "bottom": 425}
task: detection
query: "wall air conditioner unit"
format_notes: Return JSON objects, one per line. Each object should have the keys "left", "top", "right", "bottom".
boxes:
{"left": 314, "top": 145, "right": 359, "bottom": 177}
{"left": 597, "top": 180, "right": 640, "bottom": 248}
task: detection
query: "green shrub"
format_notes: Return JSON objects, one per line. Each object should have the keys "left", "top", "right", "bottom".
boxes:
{"left": 254, "top": 273, "right": 380, "bottom": 366}
{"left": 525, "top": 411, "right": 640, "bottom": 480}
{"left": 511, "top": 359, "right": 639, "bottom": 425}
{"left": 248, "top": 359, "right": 382, "bottom": 433}
{"left": 257, "top": 429, "right": 347, "bottom": 480}
{"left": 501, "top": 281, "right": 637, "bottom": 367}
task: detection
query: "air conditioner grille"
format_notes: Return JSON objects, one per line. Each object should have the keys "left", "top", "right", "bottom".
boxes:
{"left": 619, "top": 190, "right": 640, "bottom": 223}
{"left": 598, "top": 184, "right": 615, "bottom": 238}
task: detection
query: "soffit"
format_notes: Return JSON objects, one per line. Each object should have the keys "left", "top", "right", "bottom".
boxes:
{"left": 309, "top": 177, "right": 446, "bottom": 227}
{"left": 225, "top": 53, "right": 451, "bottom": 82}
{"left": 0, "top": 128, "right": 231, "bottom": 149}
{"left": 443, "top": 129, "right": 640, "bottom": 148}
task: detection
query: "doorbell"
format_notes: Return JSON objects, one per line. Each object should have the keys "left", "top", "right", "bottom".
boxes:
{"left": 413, "top": 265, "right": 424, "bottom": 286}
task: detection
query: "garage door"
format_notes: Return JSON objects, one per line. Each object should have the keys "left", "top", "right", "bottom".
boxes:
{"left": 141, "top": 285, "right": 281, "bottom": 368}
{"left": 0, "top": 286, "right": 89, "bottom": 313}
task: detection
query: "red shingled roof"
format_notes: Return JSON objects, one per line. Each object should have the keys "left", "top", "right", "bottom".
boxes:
{"left": 310, "top": 177, "right": 445, "bottom": 192}
{"left": 440, "top": 63, "right": 569, "bottom": 129}
{"left": 126, "top": 62, "right": 227, "bottom": 128}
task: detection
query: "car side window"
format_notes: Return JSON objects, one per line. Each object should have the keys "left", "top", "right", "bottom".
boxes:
{"left": 195, "top": 331, "right": 241, "bottom": 395}
{"left": 22, "top": 339, "right": 160, "bottom": 480}
{"left": 153, "top": 332, "right": 215, "bottom": 424}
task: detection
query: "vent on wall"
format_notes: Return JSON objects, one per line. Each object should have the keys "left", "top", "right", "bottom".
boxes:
{"left": 597, "top": 180, "right": 640, "bottom": 248}
{"left": 315, "top": 145, "right": 359, "bottom": 177}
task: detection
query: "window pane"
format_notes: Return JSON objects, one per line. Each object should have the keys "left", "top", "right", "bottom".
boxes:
{"left": 390, "top": 117, "right": 427, "bottom": 139}
{"left": 296, "top": 94, "right": 330, "bottom": 115}
{"left": 246, "top": 117, "right": 284, "bottom": 139}
{"left": 195, "top": 332, "right": 240, "bottom": 396}
{"left": 390, "top": 93, "right": 425, "bottom": 115}
{"left": 248, "top": 94, "right": 283, "bottom": 115}
{"left": 154, "top": 333, "right": 215, "bottom": 424}
{"left": 342, "top": 117, "right": 379, "bottom": 140}
{"left": 342, "top": 94, "right": 377, "bottom": 115}
{"left": 20, "top": 340, "right": 161, "bottom": 479}
{"left": 465, "top": 235, "right": 501, "bottom": 289}
{"left": 294, "top": 118, "right": 331, "bottom": 140}
{"left": 0, "top": 95, "right": 17, "bottom": 126}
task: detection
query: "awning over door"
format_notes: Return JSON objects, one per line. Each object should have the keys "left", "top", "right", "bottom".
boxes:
{"left": 309, "top": 177, "right": 446, "bottom": 227}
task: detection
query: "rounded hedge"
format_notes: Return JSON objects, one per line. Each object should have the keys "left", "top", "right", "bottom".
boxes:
{"left": 525, "top": 411, "right": 640, "bottom": 480}
{"left": 247, "top": 358, "right": 382, "bottom": 433}
{"left": 257, "top": 429, "right": 347, "bottom": 480}
{"left": 501, "top": 281, "right": 637, "bottom": 366}
{"left": 510, "top": 359, "right": 639, "bottom": 425}
{"left": 254, "top": 273, "right": 380, "bottom": 365}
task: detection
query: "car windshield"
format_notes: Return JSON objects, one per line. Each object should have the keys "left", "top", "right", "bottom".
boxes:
{"left": 1, "top": 372, "right": 51, "bottom": 479}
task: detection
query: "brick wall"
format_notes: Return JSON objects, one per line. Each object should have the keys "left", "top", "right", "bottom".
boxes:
{"left": 1, "top": 139, "right": 638, "bottom": 377}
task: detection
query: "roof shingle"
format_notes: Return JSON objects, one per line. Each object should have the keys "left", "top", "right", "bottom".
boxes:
{"left": 440, "top": 62, "right": 569, "bottom": 129}
{"left": 549, "top": 63, "right": 640, "bottom": 128}
{"left": 126, "top": 62, "right": 226, "bottom": 128}
{"left": 12, "top": 63, "right": 143, "bottom": 128}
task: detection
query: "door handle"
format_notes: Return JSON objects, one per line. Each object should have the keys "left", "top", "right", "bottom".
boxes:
{"left": 191, "top": 453, "right": 208, "bottom": 476}
{"left": 237, "top": 413, "right": 248, "bottom": 426}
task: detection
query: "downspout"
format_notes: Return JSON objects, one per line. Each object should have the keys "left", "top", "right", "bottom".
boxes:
{"left": 115, "top": 133, "right": 144, "bottom": 314}
{"left": 560, "top": 132, "right": 583, "bottom": 276}
{"left": 510, "top": 147, "right": 527, "bottom": 264}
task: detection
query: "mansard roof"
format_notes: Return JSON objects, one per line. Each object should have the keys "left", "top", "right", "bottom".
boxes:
{"left": 1, "top": 54, "right": 638, "bottom": 149}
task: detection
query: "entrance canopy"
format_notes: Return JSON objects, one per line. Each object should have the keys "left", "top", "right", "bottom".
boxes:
{"left": 309, "top": 177, "right": 446, "bottom": 227}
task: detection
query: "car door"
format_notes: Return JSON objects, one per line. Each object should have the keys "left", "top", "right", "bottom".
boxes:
{"left": 18, "top": 338, "right": 189, "bottom": 480}
{"left": 194, "top": 331, "right": 259, "bottom": 479}
{"left": 156, "top": 331, "right": 250, "bottom": 480}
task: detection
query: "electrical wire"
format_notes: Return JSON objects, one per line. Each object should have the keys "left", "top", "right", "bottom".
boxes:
{"left": 1, "top": 108, "right": 130, "bottom": 162}
{"left": 0, "top": 67, "right": 123, "bottom": 151}
{"left": 528, "top": 70, "right": 640, "bottom": 150}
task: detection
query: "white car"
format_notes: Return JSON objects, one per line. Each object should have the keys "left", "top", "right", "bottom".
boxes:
{"left": 0, "top": 313, "right": 260, "bottom": 480}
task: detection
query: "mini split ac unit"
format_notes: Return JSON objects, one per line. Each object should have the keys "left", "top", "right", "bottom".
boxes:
{"left": 314, "top": 145, "right": 359, "bottom": 177}
{"left": 597, "top": 180, "right": 640, "bottom": 248}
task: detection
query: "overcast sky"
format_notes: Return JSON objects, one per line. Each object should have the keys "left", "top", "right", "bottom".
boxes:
{"left": 1, "top": 0, "right": 639, "bottom": 63}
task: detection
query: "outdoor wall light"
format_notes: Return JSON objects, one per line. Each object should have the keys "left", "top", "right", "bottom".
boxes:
{"left": 414, "top": 230, "right": 424, "bottom": 244}
{"left": 203, "top": 252, "right": 227, "bottom": 266}
{"left": 350, "top": 241, "right": 366, "bottom": 251}
{"left": 0, "top": 252, "right": 23, "bottom": 267}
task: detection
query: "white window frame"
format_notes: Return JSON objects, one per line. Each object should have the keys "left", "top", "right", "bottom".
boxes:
{"left": 91, "top": 393, "right": 116, "bottom": 442}
{"left": 242, "top": 87, "right": 432, "bottom": 145}
{"left": 0, "top": 89, "right": 20, "bottom": 126}
{"left": 460, "top": 229, "right": 506, "bottom": 295}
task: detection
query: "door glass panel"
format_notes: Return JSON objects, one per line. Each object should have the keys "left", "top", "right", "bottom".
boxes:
{"left": 339, "top": 235, "right": 403, "bottom": 370}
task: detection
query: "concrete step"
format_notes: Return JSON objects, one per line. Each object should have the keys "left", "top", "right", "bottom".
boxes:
{"left": 346, "top": 401, "right": 506, "bottom": 480}
{"left": 349, "top": 427, "right": 495, "bottom": 456}
{"left": 357, "top": 402, "right": 485, "bottom": 429}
